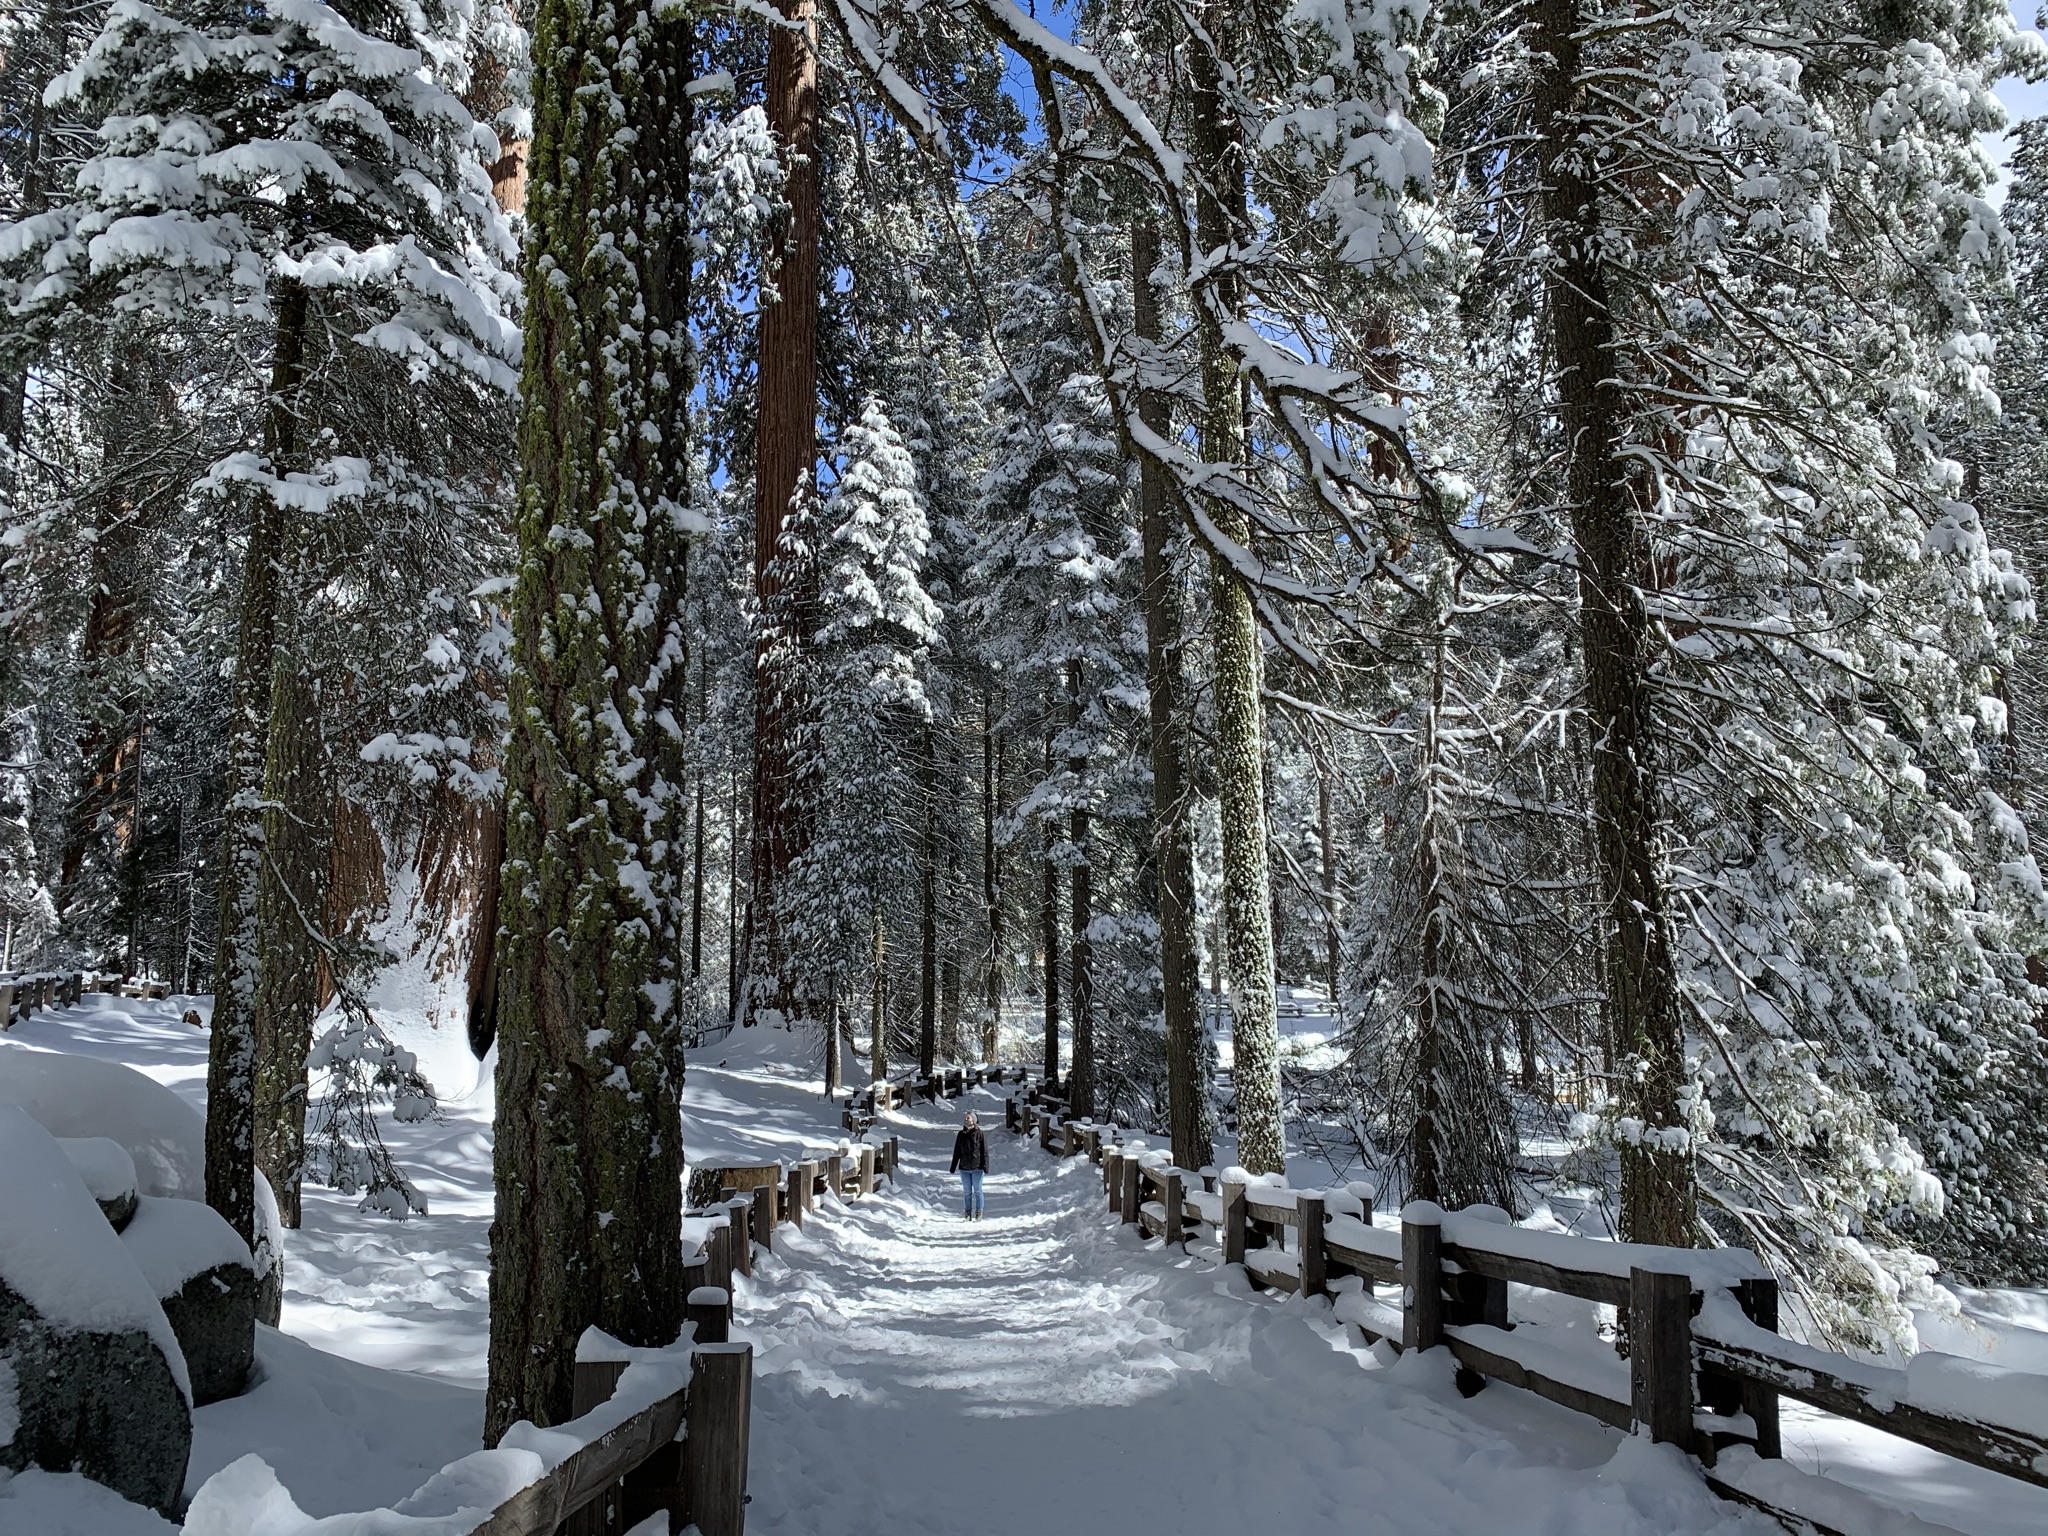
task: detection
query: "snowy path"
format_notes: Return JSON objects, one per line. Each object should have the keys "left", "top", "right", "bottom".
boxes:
{"left": 727, "top": 1082, "right": 1770, "bottom": 1536}
{"left": 8, "top": 1003, "right": 2046, "bottom": 1536}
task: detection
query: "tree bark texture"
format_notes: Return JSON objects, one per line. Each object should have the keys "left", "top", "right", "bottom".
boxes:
{"left": 1190, "top": 9, "right": 1283, "bottom": 1173}
{"left": 251, "top": 644, "right": 334, "bottom": 1243}
{"left": 58, "top": 338, "right": 167, "bottom": 916}
{"left": 486, "top": 0, "right": 694, "bottom": 1442}
{"left": 1041, "top": 731, "right": 1060, "bottom": 1082}
{"left": 919, "top": 726, "right": 938, "bottom": 1077}
{"left": 746, "top": 0, "right": 822, "bottom": 1024}
{"left": 1132, "top": 220, "right": 1211, "bottom": 1172}
{"left": 870, "top": 909, "right": 887, "bottom": 1082}
{"left": 981, "top": 696, "right": 1003, "bottom": 1063}
{"left": 1530, "top": 0, "right": 1695, "bottom": 1245}
{"left": 1066, "top": 660, "right": 1095, "bottom": 1118}
{"left": 205, "top": 277, "right": 309, "bottom": 1260}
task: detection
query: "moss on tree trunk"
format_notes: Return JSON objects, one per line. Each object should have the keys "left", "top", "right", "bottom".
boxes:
{"left": 485, "top": 0, "right": 696, "bottom": 1443}
{"left": 1191, "top": 6, "right": 1283, "bottom": 1174}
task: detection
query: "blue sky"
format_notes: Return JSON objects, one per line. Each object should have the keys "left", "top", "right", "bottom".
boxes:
{"left": 1989, "top": 64, "right": 2048, "bottom": 206}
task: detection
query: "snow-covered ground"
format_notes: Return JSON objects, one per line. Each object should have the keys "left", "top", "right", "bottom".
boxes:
{"left": 4, "top": 993, "right": 2047, "bottom": 1535}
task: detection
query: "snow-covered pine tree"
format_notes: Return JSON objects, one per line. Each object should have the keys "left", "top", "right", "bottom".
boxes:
{"left": 969, "top": 207, "right": 1150, "bottom": 1121}
{"left": 1434, "top": 0, "right": 2048, "bottom": 1329}
{"left": 14, "top": 0, "right": 518, "bottom": 1263}
{"left": 787, "top": 399, "right": 941, "bottom": 1064}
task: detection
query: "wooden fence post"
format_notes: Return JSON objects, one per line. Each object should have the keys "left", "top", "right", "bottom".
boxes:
{"left": 1162, "top": 1170, "right": 1184, "bottom": 1245}
{"left": 1103, "top": 1150, "right": 1124, "bottom": 1213}
{"left": 684, "top": 1343, "right": 752, "bottom": 1536}
{"left": 710, "top": 1222, "right": 734, "bottom": 1309}
{"left": 1119, "top": 1157, "right": 1141, "bottom": 1225}
{"left": 784, "top": 1167, "right": 804, "bottom": 1230}
{"left": 686, "top": 1282, "right": 729, "bottom": 1345}
{"left": 797, "top": 1160, "right": 818, "bottom": 1219}
{"left": 566, "top": 1357, "right": 628, "bottom": 1536}
{"left": 1629, "top": 1267, "right": 1694, "bottom": 1448}
{"left": 0, "top": 983, "right": 14, "bottom": 1030}
{"left": 886, "top": 1136, "right": 899, "bottom": 1180}
{"left": 751, "top": 1184, "right": 775, "bottom": 1249}
{"left": 1221, "top": 1179, "right": 1247, "bottom": 1266}
{"left": 1736, "top": 1278, "right": 1782, "bottom": 1459}
{"left": 1298, "top": 1193, "right": 1327, "bottom": 1299}
{"left": 1402, "top": 1209, "right": 1444, "bottom": 1352}
{"left": 722, "top": 1202, "right": 752, "bottom": 1278}
{"left": 857, "top": 1144, "right": 876, "bottom": 1196}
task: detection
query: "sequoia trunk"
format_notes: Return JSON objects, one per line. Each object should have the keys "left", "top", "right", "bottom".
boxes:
{"left": 485, "top": 0, "right": 695, "bottom": 1442}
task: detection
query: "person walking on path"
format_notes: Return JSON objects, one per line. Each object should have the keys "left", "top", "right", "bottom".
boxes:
{"left": 950, "top": 1112, "right": 989, "bottom": 1219}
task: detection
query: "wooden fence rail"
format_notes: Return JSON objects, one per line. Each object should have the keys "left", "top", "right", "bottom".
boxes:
{"left": 203, "top": 1089, "right": 950, "bottom": 1536}
{"left": 3, "top": 970, "right": 176, "bottom": 1028}
{"left": 1014, "top": 1091, "right": 2048, "bottom": 1536}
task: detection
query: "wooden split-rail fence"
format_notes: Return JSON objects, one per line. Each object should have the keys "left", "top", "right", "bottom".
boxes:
{"left": 1010, "top": 1081, "right": 2048, "bottom": 1536}
{"left": 842, "top": 1061, "right": 1032, "bottom": 1139}
{"left": 2, "top": 970, "right": 173, "bottom": 1027}
{"left": 261, "top": 1123, "right": 916, "bottom": 1536}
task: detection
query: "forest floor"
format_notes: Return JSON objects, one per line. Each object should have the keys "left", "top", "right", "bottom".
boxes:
{"left": 4, "top": 996, "right": 2047, "bottom": 1534}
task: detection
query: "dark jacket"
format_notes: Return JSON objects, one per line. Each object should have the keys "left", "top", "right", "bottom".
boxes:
{"left": 950, "top": 1126, "right": 989, "bottom": 1173}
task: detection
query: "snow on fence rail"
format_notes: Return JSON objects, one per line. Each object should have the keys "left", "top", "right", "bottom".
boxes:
{"left": 185, "top": 1107, "right": 935, "bottom": 1535}
{"left": 1010, "top": 1084, "right": 2048, "bottom": 1536}
{"left": 842, "top": 1061, "right": 1033, "bottom": 1139}
{"left": 2, "top": 971, "right": 175, "bottom": 1027}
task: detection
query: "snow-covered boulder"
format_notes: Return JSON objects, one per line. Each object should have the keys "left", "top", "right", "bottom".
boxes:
{"left": 0, "top": 1048, "right": 203, "bottom": 1200}
{"left": 0, "top": 1045, "right": 284, "bottom": 1322}
{"left": 59, "top": 1137, "right": 140, "bottom": 1232}
{"left": 0, "top": 1105, "right": 191, "bottom": 1516}
{"left": 120, "top": 1197, "right": 257, "bottom": 1405}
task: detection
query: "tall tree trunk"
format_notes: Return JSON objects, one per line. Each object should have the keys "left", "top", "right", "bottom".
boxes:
{"left": 823, "top": 1001, "right": 841, "bottom": 1095}
{"left": 1040, "top": 732, "right": 1060, "bottom": 1083}
{"left": 1410, "top": 646, "right": 1448, "bottom": 1205}
{"left": 1190, "top": 6, "right": 1283, "bottom": 1173}
{"left": 919, "top": 726, "right": 938, "bottom": 1077}
{"left": 690, "top": 654, "right": 707, "bottom": 979}
{"left": 870, "top": 908, "right": 887, "bottom": 1082}
{"left": 745, "top": 0, "right": 821, "bottom": 1024}
{"left": 1315, "top": 741, "right": 1340, "bottom": 1006}
{"left": 250, "top": 648, "right": 333, "bottom": 1246}
{"left": 981, "top": 694, "right": 1003, "bottom": 1063}
{"left": 727, "top": 765, "right": 742, "bottom": 1021}
{"left": 1132, "top": 222, "right": 1211, "bottom": 1171}
{"left": 485, "top": 0, "right": 694, "bottom": 1442}
{"left": 1531, "top": 0, "right": 1694, "bottom": 1246}
{"left": 59, "top": 339, "right": 160, "bottom": 918}
{"left": 1066, "top": 660, "right": 1095, "bottom": 1118}
{"left": 942, "top": 821, "right": 963, "bottom": 1063}
{"left": 205, "top": 276, "right": 309, "bottom": 1262}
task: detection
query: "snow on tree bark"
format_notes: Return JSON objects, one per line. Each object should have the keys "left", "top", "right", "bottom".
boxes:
{"left": 485, "top": 0, "right": 694, "bottom": 1442}
{"left": 1190, "top": 4, "right": 1282, "bottom": 1175}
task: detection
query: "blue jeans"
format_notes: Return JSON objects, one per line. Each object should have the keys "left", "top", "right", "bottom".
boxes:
{"left": 959, "top": 1169, "right": 984, "bottom": 1215}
